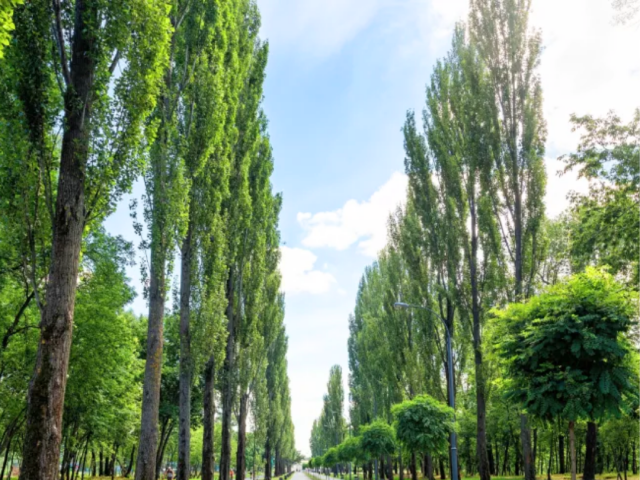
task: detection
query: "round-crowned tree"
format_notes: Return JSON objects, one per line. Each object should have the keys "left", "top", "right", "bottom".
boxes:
{"left": 338, "top": 436, "right": 365, "bottom": 478}
{"left": 338, "top": 436, "right": 363, "bottom": 462}
{"left": 324, "top": 447, "right": 339, "bottom": 475}
{"left": 391, "top": 394, "right": 455, "bottom": 456}
{"left": 493, "top": 267, "right": 638, "bottom": 480}
{"left": 360, "top": 419, "right": 396, "bottom": 479}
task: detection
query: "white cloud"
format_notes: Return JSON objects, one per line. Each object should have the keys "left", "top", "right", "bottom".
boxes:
{"left": 279, "top": 246, "right": 336, "bottom": 295}
{"left": 258, "top": 0, "right": 471, "bottom": 59}
{"left": 422, "top": 0, "right": 640, "bottom": 155}
{"left": 531, "top": 0, "right": 640, "bottom": 155}
{"left": 544, "top": 158, "right": 590, "bottom": 219}
{"left": 298, "top": 172, "right": 408, "bottom": 257}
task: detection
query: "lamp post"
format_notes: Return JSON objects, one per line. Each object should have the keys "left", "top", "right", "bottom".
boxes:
{"left": 394, "top": 302, "right": 458, "bottom": 480}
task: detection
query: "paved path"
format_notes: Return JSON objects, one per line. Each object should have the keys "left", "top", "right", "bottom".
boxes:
{"left": 292, "top": 472, "right": 310, "bottom": 480}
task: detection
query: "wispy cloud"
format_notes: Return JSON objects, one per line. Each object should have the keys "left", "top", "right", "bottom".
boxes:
{"left": 259, "top": 0, "right": 385, "bottom": 57}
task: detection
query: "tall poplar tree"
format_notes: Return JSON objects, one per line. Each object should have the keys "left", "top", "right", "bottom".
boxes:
{"left": 469, "top": 1, "right": 547, "bottom": 479}
{"left": 174, "top": 1, "right": 246, "bottom": 478}
{"left": 219, "top": 23, "right": 268, "bottom": 480}
{"left": 2, "top": 2, "right": 171, "bottom": 479}
{"left": 134, "top": 0, "right": 202, "bottom": 477}
{"left": 419, "top": 26, "right": 501, "bottom": 480}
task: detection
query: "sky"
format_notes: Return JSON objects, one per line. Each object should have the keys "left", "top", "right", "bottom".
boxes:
{"left": 104, "top": 0, "right": 640, "bottom": 458}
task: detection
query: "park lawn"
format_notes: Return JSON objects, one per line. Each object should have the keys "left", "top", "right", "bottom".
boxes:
{"left": 68, "top": 475, "right": 289, "bottom": 480}
{"left": 310, "top": 474, "right": 640, "bottom": 480}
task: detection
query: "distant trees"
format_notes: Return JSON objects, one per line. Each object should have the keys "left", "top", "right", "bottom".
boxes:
{"left": 309, "top": 397, "right": 454, "bottom": 480}
{"left": 310, "top": 366, "right": 346, "bottom": 459}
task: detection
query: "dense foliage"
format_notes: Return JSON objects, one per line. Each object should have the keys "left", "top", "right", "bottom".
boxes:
{"left": 0, "top": 1, "right": 299, "bottom": 480}
{"left": 392, "top": 395, "right": 455, "bottom": 457}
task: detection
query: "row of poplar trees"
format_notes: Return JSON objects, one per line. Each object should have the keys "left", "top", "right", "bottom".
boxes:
{"left": 0, "top": 1, "right": 299, "bottom": 480}
{"left": 346, "top": 2, "right": 638, "bottom": 480}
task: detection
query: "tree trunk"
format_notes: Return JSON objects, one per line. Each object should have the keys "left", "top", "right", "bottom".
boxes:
{"left": 559, "top": 434, "right": 565, "bottom": 474}
{"left": 487, "top": 442, "right": 495, "bottom": 476}
{"left": 111, "top": 445, "right": 119, "bottom": 480}
{"left": 410, "top": 453, "right": 417, "bottom": 480}
{"left": 624, "top": 447, "right": 629, "bottom": 480}
{"left": 135, "top": 252, "right": 166, "bottom": 480}
{"left": 178, "top": 220, "right": 194, "bottom": 480}
{"left": 156, "top": 421, "right": 174, "bottom": 480}
{"left": 0, "top": 434, "right": 12, "bottom": 480}
{"left": 501, "top": 437, "right": 509, "bottom": 476}
{"left": 438, "top": 458, "right": 444, "bottom": 480}
{"left": 569, "top": 421, "right": 577, "bottom": 480}
{"left": 220, "top": 271, "right": 236, "bottom": 480}
{"left": 236, "top": 394, "right": 249, "bottom": 480}
{"left": 469, "top": 202, "right": 490, "bottom": 480}
{"left": 547, "top": 432, "right": 553, "bottom": 480}
{"left": 520, "top": 415, "right": 534, "bottom": 480}
{"left": 202, "top": 355, "right": 216, "bottom": 480}
{"left": 60, "top": 447, "right": 69, "bottom": 480}
{"left": 100, "top": 450, "right": 105, "bottom": 477}
{"left": 125, "top": 446, "right": 136, "bottom": 478}
{"left": 19, "top": 1, "right": 98, "bottom": 479}
{"left": 79, "top": 439, "right": 89, "bottom": 480}
{"left": 533, "top": 428, "right": 537, "bottom": 473}
{"left": 583, "top": 422, "right": 597, "bottom": 480}
{"left": 264, "top": 436, "right": 271, "bottom": 480}
{"left": 424, "top": 455, "right": 434, "bottom": 480}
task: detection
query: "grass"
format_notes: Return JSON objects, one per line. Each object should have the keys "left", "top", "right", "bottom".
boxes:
{"left": 307, "top": 473, "right": 640, "bottom": 480}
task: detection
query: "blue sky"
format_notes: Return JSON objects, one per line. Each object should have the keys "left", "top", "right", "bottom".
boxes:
{"left": 104, "top": 0, "right": 640, "bottom": 457}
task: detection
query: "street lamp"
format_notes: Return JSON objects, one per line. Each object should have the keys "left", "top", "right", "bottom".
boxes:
{"left": 394, "top": 302, "right": 459, "bottom": 480}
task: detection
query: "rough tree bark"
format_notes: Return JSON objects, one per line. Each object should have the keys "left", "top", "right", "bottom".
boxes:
{"left": 488, "top": 443, "right": 495, "bottom": 475}
{"left": 0, "top": 434, "right": 13, "bottom": 480}
{"left": 520, "top": 415, "right": 534, "bottom": 480}
{"left": 220, "top": 271, "right": 236, "bottom": 480}
{"left": 202, "top": 355, "right": 216, "bottom": 480}
{"left": 569, "top": 421, "right": 577, "bottom": 480}
{"left": 178, "top": 220, "right": 194, "bottom": 480}
{"left": 236, "top": 394, "right": 249, "bottom": 480}
{"left": 125, "top": 446, "right": 136, "bottom": 478}
{"left": 264, "top": 435, "right": 271, "bottom": 480}
{"left": 559, "top": 434, "right": 565, "bottom": 474}
{"left": 470, "top": 198, "right": 491, "bottom": 480}
{"left": 583, "top": 422, "right": 597, "bottom": 480}
{"left": 19, "top": 2, "right": 98, "bottom": 479}
{"left": 135, "top": 252, "right": 166, "bottom": 480}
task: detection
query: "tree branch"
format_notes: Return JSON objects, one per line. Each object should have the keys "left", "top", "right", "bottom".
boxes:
{"left": 52, "top": 0, "right": 71, "bottom": 87}
{"left": 1, "top": 291, "right": 35, "bottom": 350}
{"left": 109, "top": 49, "right": 121, "bottom": 75}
